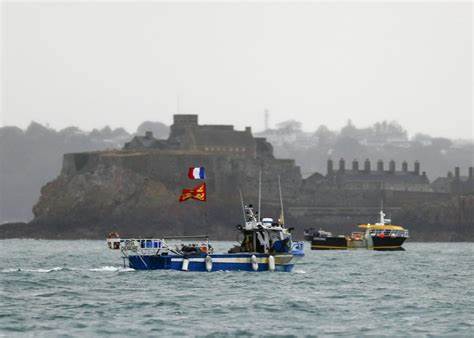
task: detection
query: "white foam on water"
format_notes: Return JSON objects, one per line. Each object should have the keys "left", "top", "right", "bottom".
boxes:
{"left": 1, "top": 267, "right": 65, "bottom": 273}
{"left": 2, "top": 266, "right": 135, "bottom": 273}
{"left": 25, "top": 267, "right": 64, "bottom": 273}
{"left": 88, "top": 266, "right": 134, "bottom": 272}
{"left": 121, "top": 268, "right": 135, "bottom": 272}
{"left": 1, "top": 268, "right": 21, "bottom": 273}
{"left": 294, "top": 269, "right": 307, "bottom": 274}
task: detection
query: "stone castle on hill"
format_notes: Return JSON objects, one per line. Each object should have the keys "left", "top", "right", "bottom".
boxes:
{"left": 2, "top": 114, "right": 473, "bottom": 240}
{"left": 61, "top": 114, "right": 300, "bottom": 199}
{"left": 124, "top": 114, "right": 274, "bottom": 159}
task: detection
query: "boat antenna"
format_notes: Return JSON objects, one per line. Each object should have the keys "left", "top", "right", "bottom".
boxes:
{"left": 278, "top": 175, "right": 285, "bottom": 225}
{"left": 238, "top": 189, "right": 246, "bottom": 224}
{"left": 379, "top": 199, "right": 385, "bottom": 225}
{"left": 258, "top": 169, "right": 262, "bottom": 222}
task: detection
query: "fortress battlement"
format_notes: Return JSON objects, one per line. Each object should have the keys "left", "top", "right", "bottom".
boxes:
{"left": 324, "top": 158, "right": 431, "bottom": 192}
{"left": 326, "top": 158, "right": 423, "bottom": 176}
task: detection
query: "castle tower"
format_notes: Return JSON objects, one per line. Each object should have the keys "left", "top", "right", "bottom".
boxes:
{"left": 402, "top": 161, "right": 408, "bottom": 173}
{"left": 414, "top": 161, "right": 420, "bottom": 175}
{"left": 364, "top": 159, "right": 371, "bottom": 173}
{"left": 327, "top": 159, "right": 334, "bottom": 176}
{"left": 173, "top": 114, "right": 198, "bottom": 127}
{"left": 389, "top": 160, "right": 396, "bottom": 174}
{"left": 352, "top": 159, "right": 359, "bottom": 172}
{"left": 339, "top": 158, "right": 346, "bottom": 173}
{"left": 169, "top": 114, "right": 200, "bottom": 151}
{"left": 469, "top": 167, "right": 473, "bottom": 180}
{"left": 377, "top": 160, "right": 384, "bottom": 172}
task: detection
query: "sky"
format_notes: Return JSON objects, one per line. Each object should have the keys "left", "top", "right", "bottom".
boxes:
{"left": 1, "top": 1, "right": 473, "bottom": 139}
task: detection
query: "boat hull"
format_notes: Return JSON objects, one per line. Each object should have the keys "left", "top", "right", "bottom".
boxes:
{"left": 370, "top": 236, "right": 407, "bottom": 251}
{"left": 127, "top": 253, "right": 295, "bottom": 272}
{"left": 311, "top": 237, "right": 348, "bottom": 250}
{"left": 311, "top": 235, "right": 407, "bottom": 250}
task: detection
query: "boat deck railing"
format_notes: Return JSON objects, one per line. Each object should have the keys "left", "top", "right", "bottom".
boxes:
{"left": 107, "top": 237, "right": 211, "bottom": 256}
{"left": 368, "top": 229, "right": 409, "bottom": 238}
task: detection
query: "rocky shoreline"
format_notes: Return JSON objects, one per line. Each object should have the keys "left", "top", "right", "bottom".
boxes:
{"left": 1, "top": 221, "right": 473, "bottom": 242}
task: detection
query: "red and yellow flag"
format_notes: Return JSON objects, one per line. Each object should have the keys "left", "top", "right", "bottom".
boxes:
{"left": 179, "top": 183, "right": 206, "bottom": 202}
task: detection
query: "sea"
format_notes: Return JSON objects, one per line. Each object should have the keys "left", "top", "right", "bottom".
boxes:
{"left": 1, "top": 240, "right": 473, "bottom": 337}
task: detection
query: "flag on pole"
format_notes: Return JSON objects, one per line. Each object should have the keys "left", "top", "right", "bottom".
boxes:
{"left": 188, "top": 167, "right": 206, "bottom": 180}
{"left": 179, "top": 183, "right": 207, "bottom": 202}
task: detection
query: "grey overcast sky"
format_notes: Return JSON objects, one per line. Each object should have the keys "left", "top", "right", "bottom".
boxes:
{"left": 1, "top": 1, "right": 473, "bottom": 139}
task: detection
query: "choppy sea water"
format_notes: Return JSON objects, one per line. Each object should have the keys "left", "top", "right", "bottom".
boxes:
{"left": 1, "top": 241, "right": 473, "bottom": 337}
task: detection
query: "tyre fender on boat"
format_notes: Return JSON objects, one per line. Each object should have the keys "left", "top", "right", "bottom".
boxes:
{"left": 182, "top": 258, "right": 190, "bottom": 271}
{"left": 205, "top": 255, "right": 212, "bottom": 272}
{"left": 251, "top": 255, "right": 258, "bottom": 271}
{"left": 268, "top": 255, "right": 275, "bottom": 272}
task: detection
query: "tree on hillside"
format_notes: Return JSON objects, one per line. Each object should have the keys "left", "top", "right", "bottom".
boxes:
{"left": 340, "top": 119, "right": 359, "bottom": 139}
{"left": 333, "top": 136, "right": 366, "bottom": 159}
{"left": 314, "top": 125, "right": 336, "bottom": 147}
{"left": 137, "top": 121, "right": 170, "bottom": 139}
{"left": 372, "top": 121, "right": 407, "bottom": 141}
{"left": 275, "top": 120, "right": 302, "bottom": 133}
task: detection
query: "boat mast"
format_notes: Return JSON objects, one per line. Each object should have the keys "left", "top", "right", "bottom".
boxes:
{"left": 258, "top": 169, "right": 262, "bottom": 222}
{"left": 238, "top": 189, "right": 246, "bottom": 224}
{"left": 252, "top": 169, "right": 262, "bottom": 253}
{"left": 379, "top": 199, "right": 385, "bottom": 225}
{"left": 278, "top": 175, "right": 285, "bottom": 225}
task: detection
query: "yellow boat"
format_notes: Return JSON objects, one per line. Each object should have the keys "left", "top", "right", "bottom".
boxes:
{"left": 310, "top": 210, "right": 409, "bottom": 251}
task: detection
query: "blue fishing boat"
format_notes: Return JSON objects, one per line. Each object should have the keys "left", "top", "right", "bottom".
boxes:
{"left": 107, "top": 204, "right": 298, "bottom": 272}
